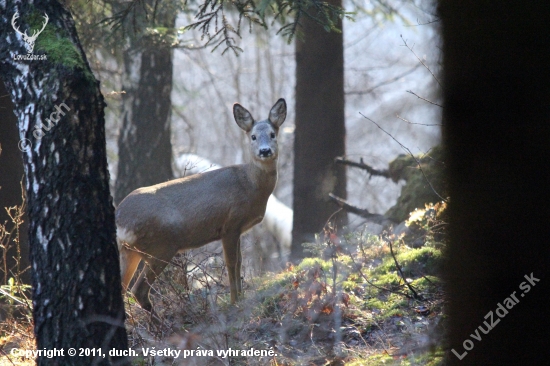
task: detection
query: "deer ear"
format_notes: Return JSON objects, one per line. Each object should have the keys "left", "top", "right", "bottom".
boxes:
{"left": 233, "top": 103, "right": 254, "bottom": 132}
{"left": 269, "top": 98, "right": 287, "bottom": 127}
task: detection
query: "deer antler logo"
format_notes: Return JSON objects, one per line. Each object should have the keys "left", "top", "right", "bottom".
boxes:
{"left": 11, "top": 12, "right": 49, "bottom": 54}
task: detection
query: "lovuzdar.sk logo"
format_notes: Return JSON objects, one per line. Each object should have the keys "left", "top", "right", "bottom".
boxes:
{"left": 11, "top": 12, "right": 48, "bottom": 61}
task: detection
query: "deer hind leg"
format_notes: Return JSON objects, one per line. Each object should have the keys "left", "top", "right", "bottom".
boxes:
{"left": 119, "top": 245, "right": 142, "bottom": 293}
{"left": 131, "top": 251, "right": 175, "bottom": 311}
{"left": 222, "top": 232, "right": 243, "bottom": 304}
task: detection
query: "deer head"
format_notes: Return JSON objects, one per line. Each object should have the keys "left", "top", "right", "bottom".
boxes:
{"left": 11, "top": 12, "right": 49, "bottom": 54}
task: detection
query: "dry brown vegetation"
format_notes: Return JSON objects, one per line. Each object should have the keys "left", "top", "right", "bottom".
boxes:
{"left": 121, "top": 203, "right": 447, "bottom": 365}
{"left": 0, "top": 201, "right": 447, "bottom": 365}
{"left": 0, "top": 200, "right": 34, "bottom": 366}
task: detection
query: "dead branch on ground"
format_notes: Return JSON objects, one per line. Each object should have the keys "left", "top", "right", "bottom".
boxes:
{"left": 382, "top": 234, "right": 424, "bottom": 301}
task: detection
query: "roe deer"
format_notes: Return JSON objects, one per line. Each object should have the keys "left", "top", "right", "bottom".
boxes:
{"left": 116, "top": 99, "right": 287, "bottom": 310}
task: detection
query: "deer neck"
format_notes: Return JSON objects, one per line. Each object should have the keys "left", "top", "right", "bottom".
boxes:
{"left": 246, "top": 158, "right": 278, "bottom": 199}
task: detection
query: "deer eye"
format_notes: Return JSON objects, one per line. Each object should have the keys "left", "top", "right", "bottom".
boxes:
{"left": 251, "top": 135, "right": 256, "bottom": 141}
{"left": 270, "top": 132, "right": 275, "bottom": 138}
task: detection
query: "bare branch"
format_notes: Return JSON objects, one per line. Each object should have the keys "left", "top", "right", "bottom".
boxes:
{"left": 405, "top": 18, "right": 440, "bottom": 27}
{"left": 335, "top": 157, "right": 391, "bottom": 178}
{"left": 329, "top": 193, "right": 395, "bottom": 225}
{"left": 360, "top": 113, "right": 448, "bottom": 202}
{"left": 406, "top": 90, "right": 442, "bottom": 108}
{"left": 396, "top": 114, "right": 442, "bottom": 127}
{"left": 346, "top": 64, "right": 421, "bottom": 96}
{"left": 382, "top": 233, "right": 424, "bottom": 301}
{"left": 400, "top": 34, "right": 441, "bottom": 87}
{"left": 343, "top": 235, "right": 415, "bottom": 300}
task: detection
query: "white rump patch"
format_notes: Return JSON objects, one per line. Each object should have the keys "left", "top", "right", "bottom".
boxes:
{"left": 116, "top": 226, "right": 137, "bottom": 247}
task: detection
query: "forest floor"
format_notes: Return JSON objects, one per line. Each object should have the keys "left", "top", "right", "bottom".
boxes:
{"left": 0, "top": 203, "right": 447, "bottom": 366}
{"left": 125, "top": 202, "right": 448, "bottom": 366}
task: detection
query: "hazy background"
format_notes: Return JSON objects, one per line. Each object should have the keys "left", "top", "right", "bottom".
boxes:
{"left": 102, "top": 0, "right": 441, "bottom": 226}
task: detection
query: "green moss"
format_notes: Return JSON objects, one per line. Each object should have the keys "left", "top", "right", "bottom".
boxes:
{"left": 336, "top": 254, "right": 354, "bottom": 266}
{"left": 383, "top": 308, "right": 405, "bottom": 318}
{"left": 342, "top": 278, "right": 360, "bottom": 291}
{"left": 410, "top": 276, "right": 440, "bottom": 291}
{"left": 296, "top": 257, "right": 333, "bottom": 272}
{"left": 347, "top": 348, "right": 444, "bottom": 366}
{"left": 385, "top": 145, "right": 447, "bottom": 222}
{"left": 364, "top": 294, "right": 407, "bottom": 317}
{"left": 353, "top": 353, "right": 394, "bottom": 365}
{"left": 375, "top": 247, "right": 442, "bottom": 277}
{"left": 375, "top": 273, "right": 402, "bottom": 287}
{"left": 251, "top": 270, "right": 298, "bottom": 317}
{"left": 414, "top": 350, "right": 445, "bottom": 366}
{"left": 397, "top": 347, "right": 445, "bottom": 366}
{"left": 365, "top": 297, "right": 385, "bottom": 310}
{"left": 256, "top": 271, "right": 295, "bottom": 291}
{"left": 26, "top": 12, "right": 95, "bottom": 82}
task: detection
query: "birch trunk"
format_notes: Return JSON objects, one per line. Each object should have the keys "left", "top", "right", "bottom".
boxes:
{"left": 0, "top": 2, "right": 128, "bottom": 364}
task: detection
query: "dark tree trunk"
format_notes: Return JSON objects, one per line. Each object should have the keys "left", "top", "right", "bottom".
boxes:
{"left": 0, "top": 79, "right": 30, "bottom": 285}
{"left": 0, "top": 2, "right": 128, "bottom": 364}
{"left": 114, "top": 13, "right": 175, "bottom": 205}
{"left": 439, "top": 1, "right": 550, "bottom": 364}
{"left": 291, "top": 1, "right": 347, "bottom": 261}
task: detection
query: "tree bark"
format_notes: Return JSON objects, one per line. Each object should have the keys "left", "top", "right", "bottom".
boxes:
{"left": 0, "top": 79, "right": 30, "bottom": 285}
{"left": 439, "top": 1, "right": 550, "bottom": 364}
{"left": 0, "top": 2, "right": 128, "bottom": 364}
{"left": 114, "top": 7, "right": 175, "bottom": 205}
{"left": 292, "top": 1, "right": 347, "bottom": 261}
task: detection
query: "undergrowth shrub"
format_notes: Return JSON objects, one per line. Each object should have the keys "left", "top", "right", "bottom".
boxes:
{"left": 0, "top": 197, "right": 34, "bottom": 365}
{"left": 124, "top": 203, "right": 448, "bottom": 365}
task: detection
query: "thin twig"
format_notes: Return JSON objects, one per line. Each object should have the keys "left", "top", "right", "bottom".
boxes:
{"left": 0, "top": 349, "right": 16, "bottom": 366}
{"left": 420, "top": 273, "right": 437, "bottom": 287}
{"left": 400, "top": 34, "right": 441, "bottom": 87}
{"left": 405, "top": 18, "right": 440, "bottom": 27}
{"left": 343, "top": 237, "right": 414, "bottom": 300}
{"left": 360, "top": 113, "right": 448, "bottom": 202}
{"left": 396, "top": 114, "right": 442, "bottom": 127}
{"left": 0, "top": 288, "right": 28, "bottom": 305}
{"left": 346, "top": 64, "right": 421, "bottom": 96}
{"left": 406, "top": 90, "right": 442, "bottom": 108}
{"left": 329, "top": 193, "right": 394, "bottom": 226}
{"left": 383, "top": 234, "right": 424, "bottom": 301}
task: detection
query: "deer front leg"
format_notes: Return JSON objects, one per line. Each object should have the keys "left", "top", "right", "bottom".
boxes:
{"left": 236, "top": 238, "right": 242, "bottom": 296}
{"left": 131, "top": 252, "right": 174, "bottom": 311}
{"left": 222, "top": 232, "right": 242, "bottom": 304}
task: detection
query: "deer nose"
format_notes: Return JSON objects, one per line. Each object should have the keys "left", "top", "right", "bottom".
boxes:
{"left": 259, "top": 148, "right": 272, "bottom": 157}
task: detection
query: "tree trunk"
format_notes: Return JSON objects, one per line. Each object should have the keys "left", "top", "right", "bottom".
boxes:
{"left": 291, "top": 2, "right": 347, "bottom": 261}
{"left": 0, "top": 2, "right": 128, "bottom": 364}
{"left": 114, "top": 11, "right": 175, "bottom": 205}
{"left": 439, "top": 1, "right": 550, "bottom": 364}
{"left": 0, "top": 79, "right": 30, "bottom": 285}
